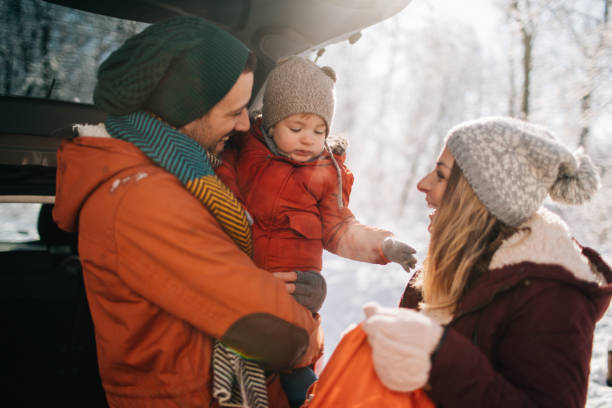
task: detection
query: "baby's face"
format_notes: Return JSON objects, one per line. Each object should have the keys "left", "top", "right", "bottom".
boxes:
{"left": 272, "top": 113, "right": 327, "bottom": 162}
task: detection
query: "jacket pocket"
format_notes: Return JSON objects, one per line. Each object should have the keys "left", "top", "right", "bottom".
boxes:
{"left": 286, "top": 213, "right": 322, "bottom": 240}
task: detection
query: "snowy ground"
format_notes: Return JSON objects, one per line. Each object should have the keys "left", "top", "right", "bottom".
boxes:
{"left": 2, "top": 203, "right": 611, "bottom": 405}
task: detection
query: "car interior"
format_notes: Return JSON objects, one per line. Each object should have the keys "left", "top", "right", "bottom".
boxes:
{"left": 0, "top": 0, "right": 411, "bottom": 405}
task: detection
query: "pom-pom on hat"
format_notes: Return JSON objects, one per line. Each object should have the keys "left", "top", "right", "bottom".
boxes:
{"left": 94, "top": 16, "right": 250, "bottom": 128}
{"left": 262, "top": 56, "right": 336, "bottom": 133}
{"left": 446, "top": 116, "right": 600, "bottom": 227}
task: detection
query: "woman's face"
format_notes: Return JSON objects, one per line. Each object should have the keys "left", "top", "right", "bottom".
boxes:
{"left": 417, "top": 146, "right": 455, "bottom": 231}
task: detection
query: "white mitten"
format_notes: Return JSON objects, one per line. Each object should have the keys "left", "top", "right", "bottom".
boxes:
{"left": 362, "top": 302, "right": 443, "bottom": 392}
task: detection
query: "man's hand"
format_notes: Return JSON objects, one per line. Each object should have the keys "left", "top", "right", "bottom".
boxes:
{"left": 272, "top": 270, "right": 327, "bottom": 313}
{"left": 382, "top": 236, "right": 417, "bottom": 272}
{"left": 296, "top": 312, "right": 324, "bottom": 368}
{"left": 272, "top": 271, "right": 298, "bottom": 293}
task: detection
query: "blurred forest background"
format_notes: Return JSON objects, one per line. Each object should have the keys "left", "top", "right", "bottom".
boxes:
{"left": 316, "top": 1, "right": 612, "bottom": 405}
{"left": 318, "top": 0, "right": 612, "bottom": 256}
{"left": 1, "top": 0, "right": 611, "bottom": 405}
{"left": 2, "top": 0, "right": 610, "bottom": 247}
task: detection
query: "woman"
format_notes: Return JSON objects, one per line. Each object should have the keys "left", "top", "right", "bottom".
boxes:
{"left": 362, "top": 117, "right": 612, "bottom": 407}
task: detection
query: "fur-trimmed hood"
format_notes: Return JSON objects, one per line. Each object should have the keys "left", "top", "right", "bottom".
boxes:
{"left": 449, "top": 207, "right": 612, "bottom": 324}
{"left": 420, "top": 207, "right": 612, "bottom": 325}
{"left": 490, "top": 207, "right": 605, "bottom": 285}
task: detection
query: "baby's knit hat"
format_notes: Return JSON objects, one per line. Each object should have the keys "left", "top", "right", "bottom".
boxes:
{"left": 262, "top": 56, "right": 336, "bottom": 133}
{"left": 446, "top": 116, "right": 600, "bottom": 227}
{"left": 94, "top": 16, "right": 250, "bottom": 128}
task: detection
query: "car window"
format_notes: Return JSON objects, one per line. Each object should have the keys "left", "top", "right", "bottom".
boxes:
{"left": 0, "top": 0, "right": 147, "bottom": 104}
{"left": 0, "top": 203, "right": 41, "bottom": 242}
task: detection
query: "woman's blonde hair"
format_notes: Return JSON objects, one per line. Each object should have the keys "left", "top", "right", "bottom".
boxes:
{"left": 420, "top": 163, "right": 518, "bottom": 316}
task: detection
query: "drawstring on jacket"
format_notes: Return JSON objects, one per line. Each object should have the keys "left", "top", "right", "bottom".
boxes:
{"left": 325, "top": 140, "right": 344, "bottom": 209}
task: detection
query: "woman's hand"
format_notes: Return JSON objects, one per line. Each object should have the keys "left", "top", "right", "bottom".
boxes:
{"left": 362, "top": 302, "right": 443, "bottom": 392}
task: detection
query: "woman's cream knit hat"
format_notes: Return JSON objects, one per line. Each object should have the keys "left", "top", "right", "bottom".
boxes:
{"left": 446, "top": 116, "right": 600, "bottom": 227}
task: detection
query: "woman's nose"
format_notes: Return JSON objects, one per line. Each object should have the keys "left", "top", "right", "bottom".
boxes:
{"left": 417, "top": 174, "right": 430, "bottom": 193}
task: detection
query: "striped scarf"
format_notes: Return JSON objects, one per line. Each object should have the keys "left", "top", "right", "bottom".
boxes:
{"left": 105, "top": 112, "right": 268, "bottom": 408}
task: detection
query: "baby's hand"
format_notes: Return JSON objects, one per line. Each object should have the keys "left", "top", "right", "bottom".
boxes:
{"left": 382, "top": 237, "right": 417, "bottom": 272}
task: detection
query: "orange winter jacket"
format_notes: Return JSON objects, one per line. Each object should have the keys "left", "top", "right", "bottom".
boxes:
{"left": 216, "top": 119, "right": 392, "bottom": 273}
{"left": 53, "top": 125, "right": 320, "bottom": 408}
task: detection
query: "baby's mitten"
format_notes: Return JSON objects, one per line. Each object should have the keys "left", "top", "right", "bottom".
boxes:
{"left": 382, "top": 237, "right": 417, "bottom": 271}
{"left": 293, "top": 270, "right": 327, "bottom": 313}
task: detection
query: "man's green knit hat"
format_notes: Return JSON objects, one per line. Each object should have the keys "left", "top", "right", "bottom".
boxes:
{"left": 94, "top": 16, "right": 250, "bottom": 128}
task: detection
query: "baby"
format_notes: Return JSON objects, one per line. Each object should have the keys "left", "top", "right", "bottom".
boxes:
{"left": 216, "top": 56, "right": 416, "bottom": 407}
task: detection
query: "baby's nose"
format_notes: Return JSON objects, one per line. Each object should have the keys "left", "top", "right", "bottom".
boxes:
{"left": 301, "top": 134, "right": 315, "bottom": 144}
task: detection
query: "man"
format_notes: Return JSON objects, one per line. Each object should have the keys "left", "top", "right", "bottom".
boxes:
{"left": 53, "top": 16, "right": 321, "bottom": 407}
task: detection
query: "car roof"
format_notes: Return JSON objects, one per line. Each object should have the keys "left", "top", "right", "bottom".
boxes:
{"left": 47, "top": 0, "right": 411, "bottom": 95}
{"left": 0, "top": 0, "right": 412, "bottom": 201}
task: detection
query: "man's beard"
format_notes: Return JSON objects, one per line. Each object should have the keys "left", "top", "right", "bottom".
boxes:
{"left": 205, "top": 149, "right": 223, "bottom": 168}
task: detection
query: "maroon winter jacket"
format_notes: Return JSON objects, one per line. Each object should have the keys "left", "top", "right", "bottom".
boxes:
{"left": 400, "top": 209, "right": 612, "bottom": 408}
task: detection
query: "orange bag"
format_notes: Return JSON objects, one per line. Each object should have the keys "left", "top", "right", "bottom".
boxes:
{"left": 302, "top": 324, "right": 435, "bottom": 408}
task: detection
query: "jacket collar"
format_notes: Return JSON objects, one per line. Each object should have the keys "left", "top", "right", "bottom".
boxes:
{"left": 490, "top": 207, "right": 603, "bottom": 285}
{"left": 423, "top": 208, "right": 612, "bottom": 325}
